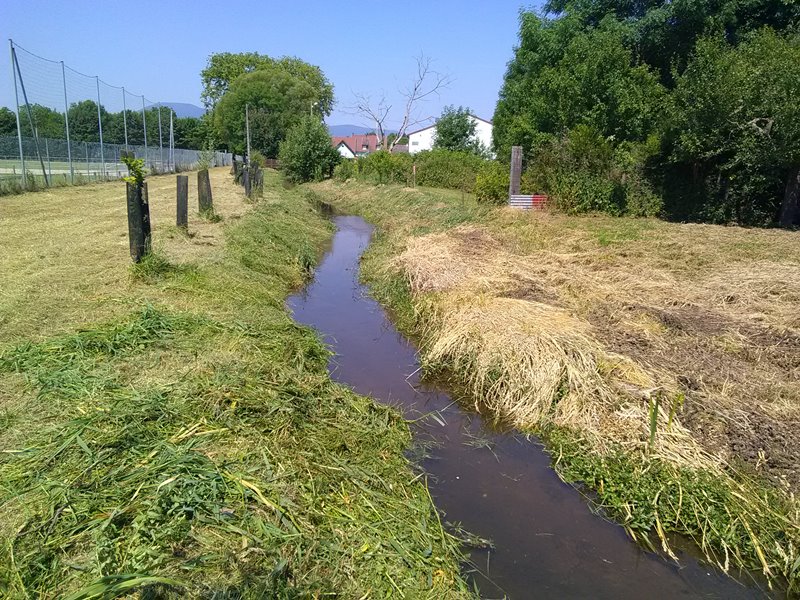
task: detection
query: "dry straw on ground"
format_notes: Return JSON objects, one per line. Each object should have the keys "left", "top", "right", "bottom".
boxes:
{"left": 382, "top": 208, "right": 800, "bottom": 587}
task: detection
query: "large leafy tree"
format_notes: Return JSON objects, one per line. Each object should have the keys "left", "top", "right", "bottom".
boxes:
{"left": 666, "top": 29, "right": 800, "bottom": 225}
{"left": 213, "top": 66, "right": 318, "bottom": 157}
{"left": 544, "top": 0, "right": 800, "bottom": 83}
{"left": 493, "top": 13, "right": 664, "bottom": 158}
{"left": 278, "top": 115, "right": 340, "bottom": 183}
{"left": 201, "top": 52, "right": 334, "bottom": 115}
{"left": 433, "top": 105, "right": 483, "bottom": 154}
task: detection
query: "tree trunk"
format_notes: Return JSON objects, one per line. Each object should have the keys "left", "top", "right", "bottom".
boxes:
{"left": 779, "top": 165, "right": 800, "bottom": 227}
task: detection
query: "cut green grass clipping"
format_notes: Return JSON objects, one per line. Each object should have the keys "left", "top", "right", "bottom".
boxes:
{"left": 0, "top": 172, "right": 470, "bottom": 598}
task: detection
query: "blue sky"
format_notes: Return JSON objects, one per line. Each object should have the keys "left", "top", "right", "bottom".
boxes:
{"left": 1, "top": 0, "right": 542, "bottom": 128}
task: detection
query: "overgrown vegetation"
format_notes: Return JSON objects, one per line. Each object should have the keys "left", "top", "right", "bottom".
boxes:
{"left": 310, "top": 178, "right": 800, "bottom": 592}
{"left": 0, "top": 169, "right": 469, "bottom": 597}
{"left": 335, "top": 149, "right": 487, "bottom": 192}
{"left": 493, "top": 3, "right": 800, "bottom": 226}
{"left": 278, "top": 115, "right": 340, "bottom": 183}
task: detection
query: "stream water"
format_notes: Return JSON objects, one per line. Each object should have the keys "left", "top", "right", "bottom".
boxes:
{"left": 288, "top": 215, "right": 768, "bottom": 599}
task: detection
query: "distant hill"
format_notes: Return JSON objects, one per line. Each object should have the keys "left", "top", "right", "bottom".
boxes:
{"left": 327, "top": 123, "right": 398, "bottom": 137}
{"left": 146, "top": 102, "right": 206, "bottom": 119}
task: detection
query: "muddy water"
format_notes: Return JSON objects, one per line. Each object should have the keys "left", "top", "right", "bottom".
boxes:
{"left": 288, "top": 216, "right": 767, "bottom": 599}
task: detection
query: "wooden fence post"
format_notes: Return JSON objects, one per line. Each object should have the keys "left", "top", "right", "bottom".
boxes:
{"left": 509, "top": 146, "right": 522, "bottom": 197}
{"left": 198, "top": 169, "right": 213, "bottom": 213}
{"left": 176, "top": 175, "right": 188, "bottom": 229}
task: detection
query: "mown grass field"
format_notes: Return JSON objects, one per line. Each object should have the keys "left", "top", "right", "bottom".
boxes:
{"left": 309, "top": 179, "right": 800, "bottom": 593}
{"left": 0, "top": 169, "right": 470, "bottom": 598}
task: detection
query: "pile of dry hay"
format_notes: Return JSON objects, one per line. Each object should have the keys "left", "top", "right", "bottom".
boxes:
{"left": 389, "top": 219, "right": 800, "bottom": 585}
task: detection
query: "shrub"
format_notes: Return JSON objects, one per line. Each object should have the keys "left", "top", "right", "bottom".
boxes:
{"left": 357, "top": 151, "right": 412, "bottom": 185}
{"left": 414, "top": 149, "right": 485, "bottom": 192}
{"left": 333, "top": 159, "right": 356, "bottom": 181}
{"left": 551, "top": 170, "right": 625, "bottom": 215}
{"left": 249, "top": 149, "right": 267, "bottom": 167}
{"left": 474, "top": 161, "right": 509, "bottom": 204}
{"left": 279, "top": 116, "right": 340, "bottom": 183}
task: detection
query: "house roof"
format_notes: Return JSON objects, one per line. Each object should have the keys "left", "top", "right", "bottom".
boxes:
{"left": 331, "top": 133, "right": 380, "bottom": 153}
{"left": 407, "top": 114, "right": 493, "bottom": 137}
{"left": 335, "top": 140, "right": 356, "bottom": 155}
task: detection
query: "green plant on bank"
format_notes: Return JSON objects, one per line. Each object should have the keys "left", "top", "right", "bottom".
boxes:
{"left": 333, "top": 158, "right": 356, "bottom": 181}
{"left": 474, "top": 161, "right": 509, "bottom": 204}
{"left": 0, "top": 176, "right": 470, "bottom": 597}
{"left": 121, "top": 154, "right": 146, "bottom": 186}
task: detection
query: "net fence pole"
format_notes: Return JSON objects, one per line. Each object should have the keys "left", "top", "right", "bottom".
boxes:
{"left": 85, "top": 141, "right": 89, "bottom": 176}
{"left": 61, "top": 59, "right": 74, "bottom": 183}
{"left": 13, "top": 44, "right": 49, "bottom": 186}
{"left": 95, "top": 76, "right": 105, "bottom": 178}
{"left": 122, "top": 86, "right": 129, "bottom": 151}
{"left": 169, "top": 111, "right": 174, "bottom": 172}
{"left": 157, "top": 103, "right": 164, "bottom": 171}
{"left": 141, "top": 95, "right": 147, "bottom": 167}
{"left": 9, "top": 39, "right": 26, "bottom": 187}
{"left": 45, "top": 136, "right": 51, "bottom": 179}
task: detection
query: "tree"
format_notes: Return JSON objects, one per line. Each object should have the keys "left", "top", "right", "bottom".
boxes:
{"left": 350, "top": 54, "right": 451, "bottom": 151}
{"left": 213, "top": 66, "right": 318, "bottom": 157}
{"left": 201, "top": 52, "right": 334, "bottom": 114}
{"left": 16, "top": 104, "right": 64, "bottom": 139}
{"left": 67, "top": 100, "right": 106, "bottom": 143}
{"left": 543, "top": 0, "right": 800, "bottom": 84}
{"left": 174, "top": 117, "right": 210, "bottom": 149}
{"left": 278, "top": 115, "right": 340, "bottom": 183}
{"left": 666, "top": 30, "right": 800, "bottom": 225}
{"left": 0, "top": 107, "right": 17, "bottom": 136}
{"left": 433, "top": 105, "right": 482, "bottom": 154}
{"left": 493, "top": 13, "right": 665, "bottom": 159}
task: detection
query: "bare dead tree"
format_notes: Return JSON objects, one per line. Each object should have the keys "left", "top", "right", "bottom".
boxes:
{"left": 349, "top": 54, "right": 452, "bottom": 151}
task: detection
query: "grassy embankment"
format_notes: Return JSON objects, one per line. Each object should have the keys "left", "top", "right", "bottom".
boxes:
{"left": 309, "top": 179, "right": 800, "bottom": 592}
{"left": 0, "top": 169, "right": 470, "bottom": 598}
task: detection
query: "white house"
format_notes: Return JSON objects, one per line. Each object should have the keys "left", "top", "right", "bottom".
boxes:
{"left": 407, "top": 115, "right": 493, "bottom": 154}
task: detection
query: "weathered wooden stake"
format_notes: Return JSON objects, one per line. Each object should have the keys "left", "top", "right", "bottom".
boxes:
{"left": 176, "top": 175, "right": 188, "bottom": 229}
{"left": 509, "top": 145, "right": 522, "bottom": 197}
{"left": 142, "top": 182, "right": 152, "bottom": 253}
{"left": 198, "top": 169, "right": 213, "bottom": 213}
{"left": 243, "top": 168, "right": 251, "bottom": 197}
{"left": 126, "top": 182, "right": 149, "bottom": 262}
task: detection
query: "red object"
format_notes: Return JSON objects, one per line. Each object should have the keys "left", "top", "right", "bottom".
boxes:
{"left": 509, "top": 194, "right": 549, "bottom": 210}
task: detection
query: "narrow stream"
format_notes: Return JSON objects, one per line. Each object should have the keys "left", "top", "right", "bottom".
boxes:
{"left": 288, "top": 216, "right": 768, "bottom": 599}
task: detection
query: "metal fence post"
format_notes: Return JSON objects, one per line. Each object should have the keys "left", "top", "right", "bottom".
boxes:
{"left": 95, "top": 76, "right": 105, "bottom": 177}
{"left": 61, "top": 59, "right": 73, "bottom": 183}
{"left": 122, "top": 86, "right": 129, "bottom": 151}
{"left": 45, "top": 136, "right": 51, "bottom": 179}
{"left": 169, "top": 111, "right": 174, "bottom": 172}
{"left": 157, "top": 103, "right": 164, "bottom": 172}
{"left": 85, "top": 141, "right": 89, "bottom": 177}
{"left": 141, "top": 95, "right": 148, "bottom": 167}
{"left": 9, "top": 39, "right": 26, "bottom": 187}
{"left": 14, "top": 46, "right": 48, "bottom": 186}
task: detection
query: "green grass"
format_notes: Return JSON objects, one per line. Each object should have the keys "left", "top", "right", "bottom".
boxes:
{"left": 0, "top": 173, "right": 470, "bottom": 598}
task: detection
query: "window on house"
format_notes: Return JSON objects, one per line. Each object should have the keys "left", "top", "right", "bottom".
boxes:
{"left": 411, "top": 141, "right": 419, "bottom": 146}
